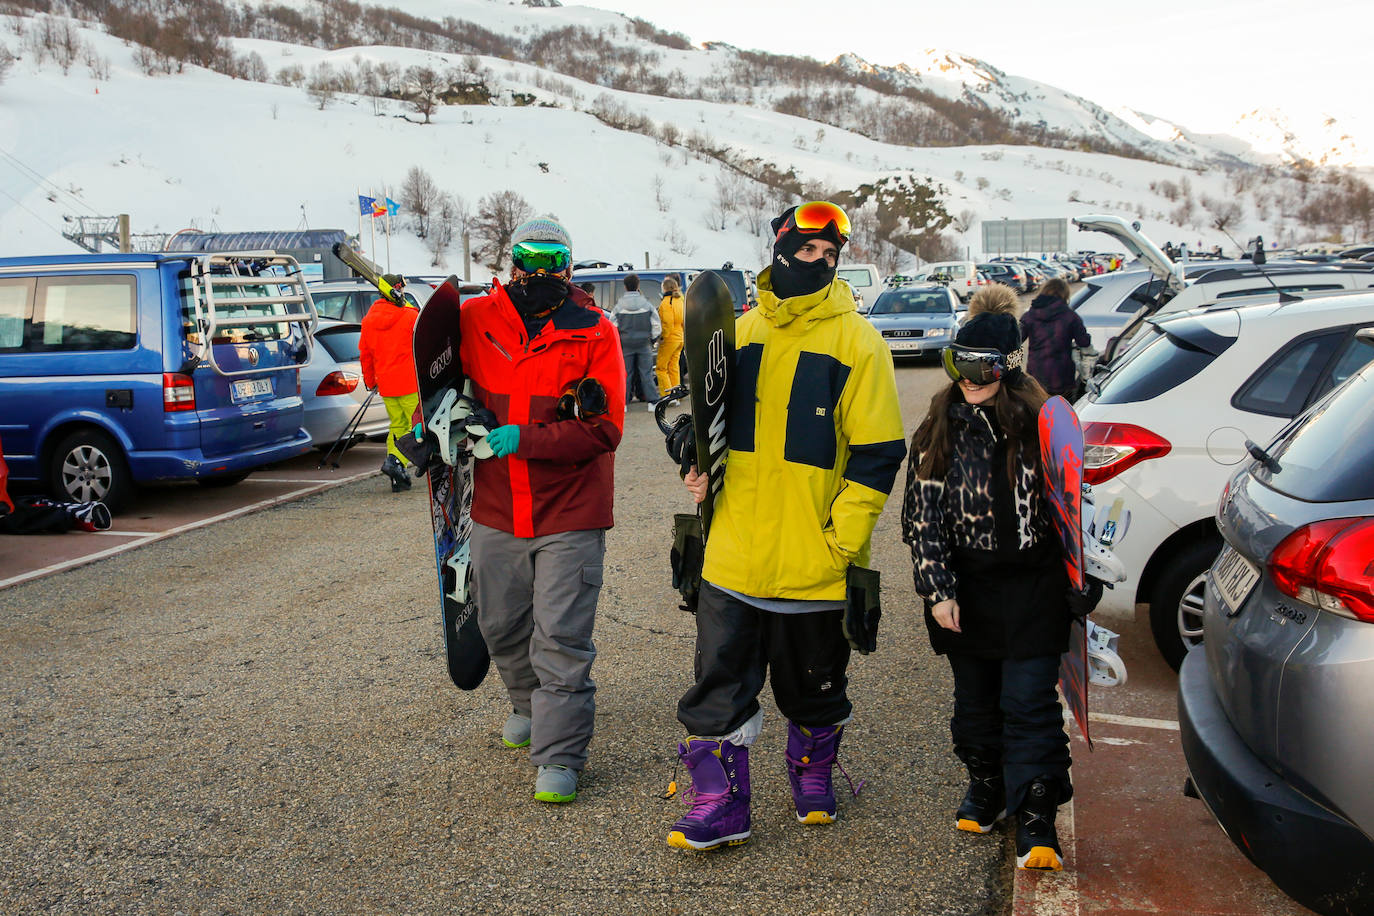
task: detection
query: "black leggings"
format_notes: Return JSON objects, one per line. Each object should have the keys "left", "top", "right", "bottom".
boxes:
{"left": 677, "top": 583, "right": 852, "bottom": 736}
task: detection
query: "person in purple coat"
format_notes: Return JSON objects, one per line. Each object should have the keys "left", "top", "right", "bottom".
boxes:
{"left": 1019, "top": 279, "right": 1090, "bottom": 399}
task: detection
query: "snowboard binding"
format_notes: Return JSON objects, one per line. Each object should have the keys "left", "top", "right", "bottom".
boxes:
{"left": 1081, "top": 488, "right": 1129, "bottom": 687}
{"left": 426, "top": 384, "right": 497, "bottom": 464}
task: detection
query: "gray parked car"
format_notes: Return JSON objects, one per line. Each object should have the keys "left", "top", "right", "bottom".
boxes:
{"left": 1179, "top": 342, "right": 1374, "bottom": 915}
{"left": 299, "top": 319, "right": 390, "bottom": 449}
{"left": 865, "top": 284, "right": 964, "bottom": 358}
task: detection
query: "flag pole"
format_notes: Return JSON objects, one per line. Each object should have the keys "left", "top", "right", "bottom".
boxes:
{"left": 369, "top": 190, "right": 377, "bottom": 261}
{"left": 356, "top": 188, "right": 362, "bottom": 249}
{"left": 385, "top": 205, "right": 392, "bottom": 271}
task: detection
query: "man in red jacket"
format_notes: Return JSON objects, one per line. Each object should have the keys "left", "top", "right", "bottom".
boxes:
{"left": 359, "top": 276, "right": 420, "bottom": 492}
{"left": 458, "top": 217, "right": 625, "bottom": 803}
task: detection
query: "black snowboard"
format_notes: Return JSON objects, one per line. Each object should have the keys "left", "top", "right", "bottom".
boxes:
{"left": 682, "top": 270, "right": 736, "bottom": 536}
{"left": 411, "top": 281, "right": 490, "bottom": 691}
{"left": 332, "top": 241, "right": 489, "bottom": 691}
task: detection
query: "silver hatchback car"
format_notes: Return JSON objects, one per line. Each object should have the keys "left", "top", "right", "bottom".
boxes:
{"left": 1179, "top": 344, "right": 1374, "bottom": 915}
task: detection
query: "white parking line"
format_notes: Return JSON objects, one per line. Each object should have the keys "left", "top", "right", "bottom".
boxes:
{"left": 0, "top": 467, "right": 377, "bottom": 591}
{"left": 1088, "top": 711, "right": 1179, "bottom": 731}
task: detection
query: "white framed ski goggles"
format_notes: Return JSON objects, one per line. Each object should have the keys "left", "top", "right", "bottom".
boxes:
{"left": 942, "top": 344, "right": 1024, "bottom": 385}
{"left": 511, "top": 241, "right": 571, "bottom": 274}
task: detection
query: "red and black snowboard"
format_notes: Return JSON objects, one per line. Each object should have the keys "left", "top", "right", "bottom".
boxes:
{"left": 1038, "top": 395, "right": 1091, "bottom": 748}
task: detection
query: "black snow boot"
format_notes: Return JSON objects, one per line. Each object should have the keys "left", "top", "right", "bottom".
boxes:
{"left": 381, "top": 454, "right": 411, "bottom": 492}
{"left": 1015, "top": 777, "right": 1063, "bottom": 870}
{"left": 955, "top": 749, "right": 1006, "bottom": 834}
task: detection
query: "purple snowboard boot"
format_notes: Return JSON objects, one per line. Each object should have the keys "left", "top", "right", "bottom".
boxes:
{"left": 666, "top": 738, "right": 751, "bottom": 850}
{"left": 786, "top": 721, "right": 845, "bottom": 824}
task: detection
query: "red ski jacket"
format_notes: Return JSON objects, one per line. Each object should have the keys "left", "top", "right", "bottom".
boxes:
{"left": 359, "top": 297, "right": 420, "bottom": 397}
{"left": 459, "top": 280, "right": 625, "bottom": 538}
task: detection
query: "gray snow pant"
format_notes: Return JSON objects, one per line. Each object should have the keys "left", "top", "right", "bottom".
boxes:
{"left": 623, "top": 345, "right": 659, "bottom": 403}
{"left": 471, "top": 522, "right": 605, "bottom": 770}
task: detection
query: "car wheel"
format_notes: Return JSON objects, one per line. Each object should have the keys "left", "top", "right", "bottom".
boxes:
{"left": 197, "top": 471, "right": 252, "bottom": 488}
{"left": 1149, "top": 538, "right": 1221, "bottom": 671}
{"left": 48, "top": 428, "right": 133, "bottom": 514}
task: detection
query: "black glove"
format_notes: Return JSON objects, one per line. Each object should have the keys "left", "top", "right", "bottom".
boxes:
{"left": 665, "top": 414, "right": 696, "bottom": 478}
{"left": 555, "top": 377, "right": 609, "bottom": 421}
{"left": 1066, "top": 576, "right": 1104, "bottom": 619}
{"left": 843, "top": 566, "right": 881, "bottom": 655}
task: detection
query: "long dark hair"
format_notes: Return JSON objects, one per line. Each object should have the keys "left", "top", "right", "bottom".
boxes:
{"left": 910, "top": 371, "right": 1049, "bottom": 487}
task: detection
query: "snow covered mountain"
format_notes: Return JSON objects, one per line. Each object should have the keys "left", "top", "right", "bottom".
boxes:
{"left": 0, "top": 1, "right": 1364, "bottom": 271}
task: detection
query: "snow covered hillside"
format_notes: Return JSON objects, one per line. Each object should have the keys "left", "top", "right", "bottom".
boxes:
{"left": 0, "top": 3, "right": 1363, "bottom": 275}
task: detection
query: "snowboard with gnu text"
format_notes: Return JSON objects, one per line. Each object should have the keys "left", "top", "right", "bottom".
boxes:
{"left": 333, "top": 242, "right": 489, "bottom": 690}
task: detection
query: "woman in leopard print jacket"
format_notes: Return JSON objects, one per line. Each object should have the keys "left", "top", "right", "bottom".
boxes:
{"left": 899, "top": 284, "right": 1075, "bottom": 872}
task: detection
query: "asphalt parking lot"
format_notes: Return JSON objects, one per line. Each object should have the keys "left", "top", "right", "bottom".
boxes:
{"left": 0, "top": 356, "right": 1310, "bottom": 914}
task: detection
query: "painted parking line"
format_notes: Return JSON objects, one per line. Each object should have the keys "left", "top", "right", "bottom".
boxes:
{"left": 0, "top": 467, "right": 378, "bottom": 591}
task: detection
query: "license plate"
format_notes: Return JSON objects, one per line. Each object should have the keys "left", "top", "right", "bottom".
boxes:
{"left": 1212, "top": 545, "right": 1260, "bottom": 615}
{"left": 890, "top": 340, "right": 922, "bottom": 350}
{"left": 232, "top": 378, "right": 273, "bottom": 401}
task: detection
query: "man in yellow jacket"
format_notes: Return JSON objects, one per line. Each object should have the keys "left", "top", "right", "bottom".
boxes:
{"left": 666, "top": 202, "right": 905, "bottom": 852}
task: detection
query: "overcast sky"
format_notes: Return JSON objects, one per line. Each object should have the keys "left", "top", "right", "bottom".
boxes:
{"left": 583, "top": 0, "right": 1365, "bottom": 137}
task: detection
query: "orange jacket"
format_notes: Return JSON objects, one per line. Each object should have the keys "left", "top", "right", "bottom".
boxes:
{"left": 359, "top": 297, "right": 419, "bottom": 396}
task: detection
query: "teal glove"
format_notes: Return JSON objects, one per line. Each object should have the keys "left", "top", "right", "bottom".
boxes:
{"left": 486, "top": 424, "right": 520, "bottom": 458}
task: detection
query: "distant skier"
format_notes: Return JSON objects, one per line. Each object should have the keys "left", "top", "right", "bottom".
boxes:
{"left": 456, "top": 217, "right": 626, "bottom": 804}
{"left": 359, "top": 274, "right": 420, "bottom": 492}
{"left": 666, "top": 202, "right": 905, "bottom": 851}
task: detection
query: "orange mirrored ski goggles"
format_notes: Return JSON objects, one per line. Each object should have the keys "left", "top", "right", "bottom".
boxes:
{"left": 791, "top": 201, "right": 851, "bottom": 241}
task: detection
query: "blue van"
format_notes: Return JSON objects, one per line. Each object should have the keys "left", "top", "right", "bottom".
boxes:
{"left": 0, "top": 251, "right": 317, "bottom": 511}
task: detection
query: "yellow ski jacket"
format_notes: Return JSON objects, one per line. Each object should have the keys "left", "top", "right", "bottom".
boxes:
{"left": 703, "top": 268, "right": 906, "bottom": 601}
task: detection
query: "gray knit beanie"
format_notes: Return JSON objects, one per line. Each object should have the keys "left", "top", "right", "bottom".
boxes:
{"left": 511, "top": 216, "right": 572, "bottom": 250}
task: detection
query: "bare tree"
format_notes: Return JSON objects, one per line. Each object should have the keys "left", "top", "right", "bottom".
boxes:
{"left": 402, "top": 166, "right": 441, "bottom": 239}
{"left": 404, "top": 65, "right": 444, "bottom": 124}
{"left": 741, "top": 181, "right": 772, "bottom": 236}
{"left": 1202, "top": 195, "right": 1244, "bottom": 233}
{"left": 242, "top": 50, "right": 268, "bottom": 82}
{"left": 306, "top": 62, "right": 335, "bottom": 110}
{"left": 0, "top": 46, "right": 13, "bottom": 84}
{"left": 428, "top": 192, "right": 456, "bottom": 267}
{"left": 473, "top": 191, "right": 534, "bottom": 272}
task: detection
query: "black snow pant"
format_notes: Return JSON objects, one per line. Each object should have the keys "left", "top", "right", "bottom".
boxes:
{"left": 677, "top": 583, "right": 852, "bottom": 736}
{"left": 947, "top": 652, "right": 1072, "bottom": 816}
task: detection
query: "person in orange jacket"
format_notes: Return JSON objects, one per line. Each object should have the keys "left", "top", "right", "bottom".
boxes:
{"left": 655, "top": 274, "right": 685, "bottom": 397}
{"left": 359, "top": 275, "right": 420, "bottom": 492}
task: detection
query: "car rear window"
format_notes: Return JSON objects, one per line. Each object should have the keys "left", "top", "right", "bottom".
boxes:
{"left": 1094, "top": 322, "right": 1233, "bottom": 404}
{"left": 1255, "top": 366, "right": 1374, "bottom": 502}
{"left": 316, "top": 325, "right": 361, "bottom": 363}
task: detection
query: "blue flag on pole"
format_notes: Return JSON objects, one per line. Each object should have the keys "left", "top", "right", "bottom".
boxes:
{"left": 385, "top": 197, "right": 401, "bottom": 217}
{"left": 358, "top": 195, "right": 377, "bottom": 216}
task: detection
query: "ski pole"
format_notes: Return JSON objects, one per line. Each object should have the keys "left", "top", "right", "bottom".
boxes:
{"left": 319, "top": 388, "right": 377, "bottom": 469}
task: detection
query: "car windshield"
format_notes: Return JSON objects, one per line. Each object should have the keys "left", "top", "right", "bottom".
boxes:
{"left": 872, "top": 290, "right": 950, "bottom": 315}
{"left": 1255, "top": 363, "right": 1374, "bottom": 502}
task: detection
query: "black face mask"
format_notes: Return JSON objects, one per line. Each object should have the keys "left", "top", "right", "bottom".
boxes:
{"left": 770, "top": 251, "right": 835, "bottom": 300}
{"left": 507, "top": 273, "right": 569, "bottom": 318}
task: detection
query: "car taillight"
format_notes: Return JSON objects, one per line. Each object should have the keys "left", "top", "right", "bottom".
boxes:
{"left": 163, "top": 372, "right": 196, "bottom": 412}
{"left": 316, "top": 370, "right": 360, "bottom": 397}
{"left": 1082, "top": 422, "right": 1171, "bottom": 484}
{"left": 1269, "top": 518, "right": 1374, "bottom": 622}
